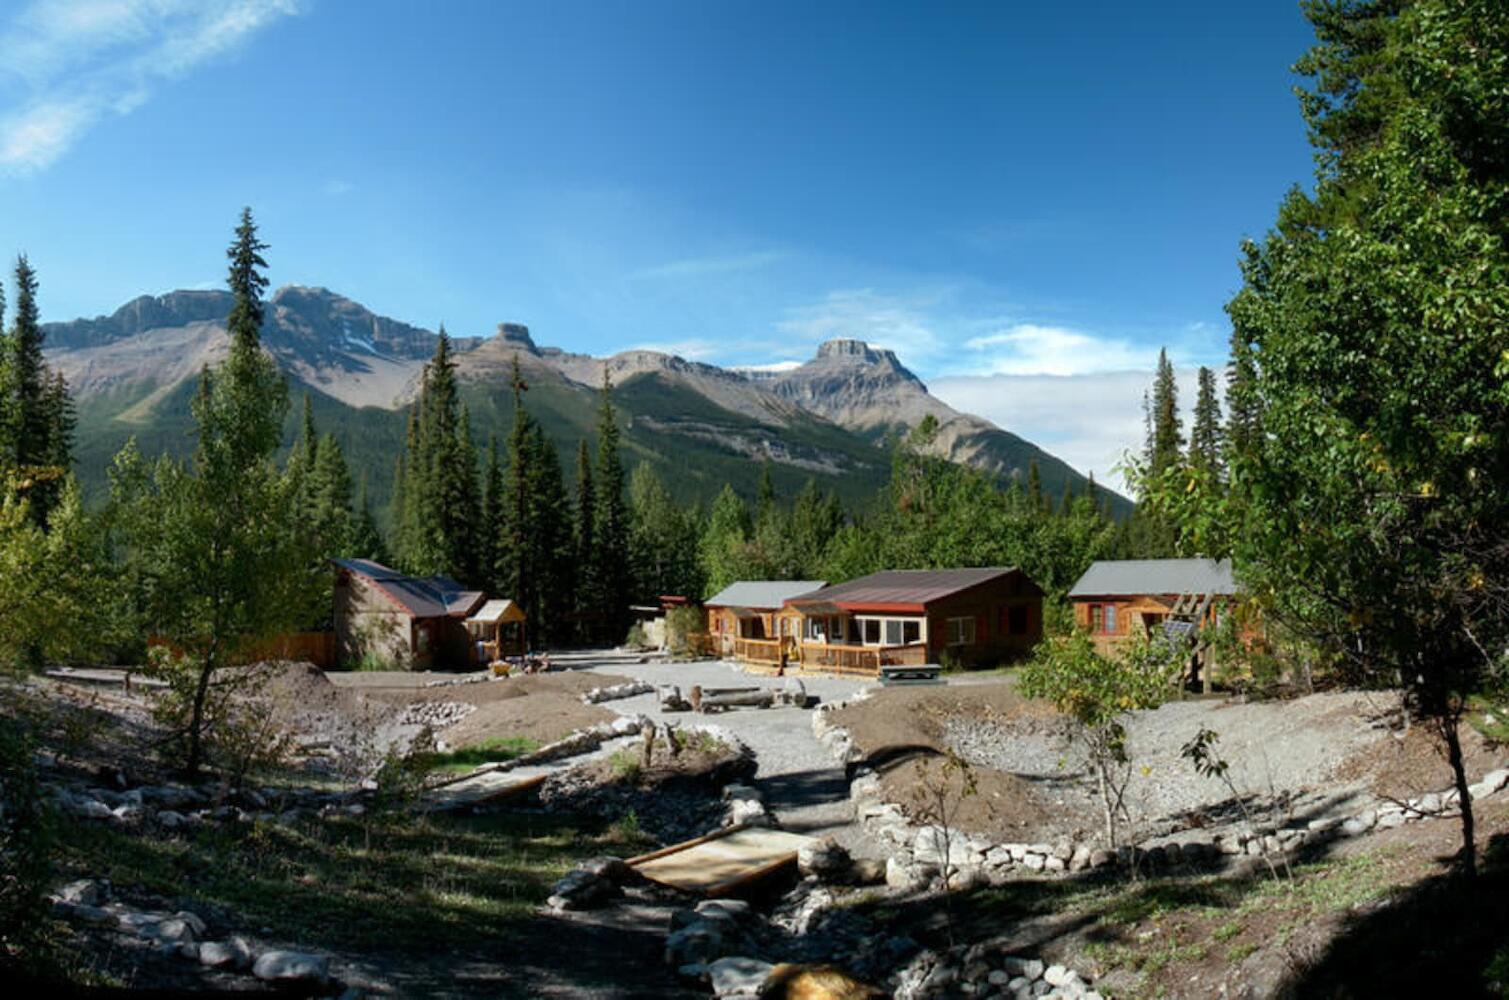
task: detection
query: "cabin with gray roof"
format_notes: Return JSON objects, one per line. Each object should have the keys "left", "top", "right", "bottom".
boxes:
{"left": 1068, "top": 558, "right": 1240, "bottom": 662}
{"left": 332, "top": 558, "right": 489, "bottom": 669}
{"left": 704, "top": 580, "right": 826, "bottom": 662}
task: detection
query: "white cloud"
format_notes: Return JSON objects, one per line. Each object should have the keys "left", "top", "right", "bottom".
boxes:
{"left": 0, "top": 0, "right": 301, "bottom": 174}
{"left": 961, "top": 323, "right": 1156, "bottom": 376}
{"left": 930, "top": 367, "right": 1211, "bottom": 494}
{"left": 630, "top": 250, "right": 785, "bottom": 281}
{"left": 323, "top": 178, "right": 353, "bottom": 196}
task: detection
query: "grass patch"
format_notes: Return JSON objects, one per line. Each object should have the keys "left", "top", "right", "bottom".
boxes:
{"left": 423, "top": 736, "right": 543, "bottom": 775}
{"left": 56, "top": 808, "right": 650, "bottom": 953}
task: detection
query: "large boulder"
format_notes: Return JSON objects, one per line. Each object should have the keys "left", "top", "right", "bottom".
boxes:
{"left": 709, "top": 956, "right": 775, "bottom": 997}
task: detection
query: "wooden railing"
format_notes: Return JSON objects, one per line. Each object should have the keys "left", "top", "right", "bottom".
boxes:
{"left": 797, "top": 642, "right": 928, "bottom": 676}
{"left": 733, "top": 637, "right": 783, "bottom": 664}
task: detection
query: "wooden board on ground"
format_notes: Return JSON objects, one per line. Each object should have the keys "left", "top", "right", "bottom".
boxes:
{"left": 628, "top": 825, "right": 817, "bottom": 897}
{"left": 423, "top": 770, "right": 549, "bottom": 812}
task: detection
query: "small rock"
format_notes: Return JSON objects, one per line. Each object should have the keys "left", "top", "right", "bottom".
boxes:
{"left": 252, "top": 950, "right": 330, "bottom": 984}
{"left": 76, "top": 799, "right": 113, "bottom": 820}
{"left": 708, "top": 956, "right": 775, "bottom": 997}
{"left": 52, "top": 879, "right": 106, "bottom": 906}
{"left": 199, "top": 938, "right": 253, "bottom": 970}
{"left": 1481, "top": 768, "right": 1509, "bottom": 795}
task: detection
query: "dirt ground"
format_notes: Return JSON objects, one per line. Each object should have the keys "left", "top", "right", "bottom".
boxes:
{"left": 340, "top": 669, "right": 625, "bottom": 747}
{"left": 830, "top": 684, "right": 1067, "bottom": 838}
{"left": 833, "top": 682, "right": 1505, "bottom": 845}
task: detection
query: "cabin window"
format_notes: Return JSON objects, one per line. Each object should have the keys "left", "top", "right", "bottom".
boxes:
{"left": 903, "top": 620, "right": 921, "bottom": 645}
{"left": 806, "top": 617, "right": 826, "bottom": 642}
{"left": 945, "top": 616, "right": 976, "bottom": 646}
{"left": 415, "top": 625, "right": 430, "bottom": 653}
{"left": 884, "top": 620, "right": 904, "bottom": 646}
{"left": 1090, "top": 604, "right": 1118, "bottom": 634}
{"left": 1002, "top": 605, "right": 1029, "bottom": 635}
{"left": 862, "top": 619, "right": 881, "bottom": 644}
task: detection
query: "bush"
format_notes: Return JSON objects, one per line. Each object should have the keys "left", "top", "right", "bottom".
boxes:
{"left": 0, "top": 695, "right": 53, "bottom": 972}
{"left": 664, "top": 606, "right": 707, "bottom": 656}
{"left": 624, "top": 623, "right": 650, "bottom": 650}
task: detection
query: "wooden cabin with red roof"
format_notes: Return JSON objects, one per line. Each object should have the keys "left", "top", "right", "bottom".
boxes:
{"left": 781, "top": 567, "right": 1043, "bottom": 674}
{"left": 332, "top": 558, "right": 489, "bottom": 669}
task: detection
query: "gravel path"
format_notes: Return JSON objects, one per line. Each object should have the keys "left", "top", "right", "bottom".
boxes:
{"left": 571, "top": 657, "right": 879, "bottom": 853}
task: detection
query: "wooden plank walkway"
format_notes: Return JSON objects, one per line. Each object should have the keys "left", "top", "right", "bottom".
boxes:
{"left": 628, "top": 825, "right": 816, "bottom": 897}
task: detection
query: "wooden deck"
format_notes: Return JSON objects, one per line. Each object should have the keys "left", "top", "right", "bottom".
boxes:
{"left": 628, "top": 824, "right": 816, "bottom": 897}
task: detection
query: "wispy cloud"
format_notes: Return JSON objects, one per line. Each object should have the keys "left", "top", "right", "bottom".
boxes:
{"left": 776, "top": 287, "right": 954, "bottom": 365}
{"left": 629, "top": 250, "right": 785, "bottom": 281}
{"left": 0, "top": 0, "right": 301, "bottom": 175}
{"left": 962, "top": 323, "right": 1156, "bottom": 376}
{"left": 322, "top": 178, "right": 353, "bottom": 197}
{"left": 931, "top": 368, "right": 1210, "bottom": 494}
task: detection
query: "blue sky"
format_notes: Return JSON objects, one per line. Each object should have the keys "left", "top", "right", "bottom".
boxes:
{"left": 0, "top": 1, "right": 1318, "bottom": 488}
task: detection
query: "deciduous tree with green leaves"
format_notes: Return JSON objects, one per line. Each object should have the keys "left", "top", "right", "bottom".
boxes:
{"left": 108, "top": 209, "right": 308, "bottom": 776}
{"left": 1148, "top": 0, "right": 1509, "bottom": 877}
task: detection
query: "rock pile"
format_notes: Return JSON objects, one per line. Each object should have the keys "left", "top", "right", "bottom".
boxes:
{"left": 48, "top": 879, "right": 335, "bottom": 989}
{"left": 48, "top": 781, "right": 363, "bottom": 832}
{"left": 892, "top": 943, "right": 1101, "bottom": 1000}
{"left": 396, "top": 700, "right": 474, "bottom": 729}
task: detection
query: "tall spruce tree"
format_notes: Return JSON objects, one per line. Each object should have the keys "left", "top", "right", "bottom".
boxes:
{"left": 1147, "top": 348, "right": 1183, "bottom": 480}
{"left": 397, "top": 329, "right": 477, "bottom": 581}
{"left": 501, "top": 356, "right": 537, "bottom": 623}
{"left": 1187, "top": 365, "right": 1224, "bottom": 477}
{"left": 480, "top": 434, "right": 504, "bottom": 594}
{"left": 350, "top": 473, "right": 388, "bottom": 564}
{"left": 591, "top": 371, "right": 631, "bottom": 642}
{"left": 573, "top": 437, "right": 596, "bottom": 640}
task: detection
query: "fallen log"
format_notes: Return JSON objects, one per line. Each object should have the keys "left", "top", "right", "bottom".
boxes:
{"left": 697, "top": 690, "right": 776, "bottom": 713}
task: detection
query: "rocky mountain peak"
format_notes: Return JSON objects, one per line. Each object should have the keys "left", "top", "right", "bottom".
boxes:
{"left": 495, "top": 323, "right": 537, "bottom": 353}
{"left": 815, "top": 338, "right": 894, "bottom": 364}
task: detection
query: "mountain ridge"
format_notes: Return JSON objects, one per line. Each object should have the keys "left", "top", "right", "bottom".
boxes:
{"left": 42, "top": 286, "right": 1129, "bottom": 515}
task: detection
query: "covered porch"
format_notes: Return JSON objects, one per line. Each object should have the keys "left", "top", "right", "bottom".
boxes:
{"left": 786, "top": 602, "right": 928, "bottom": 676}
{"left": 466, "top": 599, "right": 527, "bottom": 666}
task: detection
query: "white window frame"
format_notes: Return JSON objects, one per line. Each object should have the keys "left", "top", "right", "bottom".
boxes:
{"left": 855, "top": 615, "right": 926, "bottom": 647}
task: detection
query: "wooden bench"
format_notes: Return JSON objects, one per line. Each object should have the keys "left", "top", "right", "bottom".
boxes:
{"left": 878, "top": 663, "right": 944, "bottom": 686}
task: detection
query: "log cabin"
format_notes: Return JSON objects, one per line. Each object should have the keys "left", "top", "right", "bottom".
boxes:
{"left": 704, "top": 580, "right": 826, "bottom": 663}
{"left": 782, "top": 567, "right": 1044, "bottom": 675}
{"left": 333, "top": 558, "right": 488, "bottom": 670}
{"left": 1068, "top": 559, "right": 1240, "bottom": 682}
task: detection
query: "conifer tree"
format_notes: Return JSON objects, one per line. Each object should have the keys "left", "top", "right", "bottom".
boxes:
{"left": 1147, "top": 348, "right": 1183, "bottom": 479}
{"left": 501, "top": 356, "right": 536, "bottom": 620}
{"left": 700, "top": 484, "right": 753, "bottom": 596}
{"left": 397, "top": 329, "right": 477, "bottom": 581}
{"left": 525, "top": 424, "right": 572, "bottom": 643}
{"left": 480, "top": 434, "right": 504, "bottom": 593}
{"left": 350, "top": 473, "right": 388, "bottom": 564}
{"left": 1188, "top": 365, "right": 1224, "bottom": 477}
{"left": 591, "top": 371, "right": 631, "bottom": 642}
{"left": 1026, "top": 459, "right": 1044, "bottom": 513}
{"left": 573, "top": 437, "right": 596, "bottom": 639}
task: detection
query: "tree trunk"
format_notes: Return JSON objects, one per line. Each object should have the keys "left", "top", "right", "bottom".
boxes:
{"left": 1442, "top": 714, "right": 1477, "bottom": 879}
{"left": 186, "top": 649, "right": 215, "bottom": 776}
